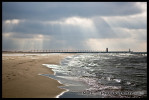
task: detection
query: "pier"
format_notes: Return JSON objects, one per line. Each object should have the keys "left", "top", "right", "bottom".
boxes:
{"left": 3, "top": 48, "right": 147, "bottom": 55}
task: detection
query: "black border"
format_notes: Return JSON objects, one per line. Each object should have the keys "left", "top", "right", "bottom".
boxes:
{"left": 1, "top": 0, "right": 148, "bottom": 99}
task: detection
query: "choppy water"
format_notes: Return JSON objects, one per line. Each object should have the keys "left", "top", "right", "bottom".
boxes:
{"left": 41, "top": 53, "right": 147, "bottom": 98}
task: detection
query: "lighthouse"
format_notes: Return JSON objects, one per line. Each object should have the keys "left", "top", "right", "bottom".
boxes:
{"left": 129, "top": 49, "right": 131, "bottom": 52}
{"left": 106, "top": 48, "right": 108, "bottom": 52}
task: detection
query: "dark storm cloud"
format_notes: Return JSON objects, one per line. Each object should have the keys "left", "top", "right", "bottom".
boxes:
{"left": 2, "top": 2, "right": 143, "bottom": 21}
{"left": 3, "top": 20, "right": 45, "bottom": 34}
{"left": 2, "top": 17, "right": 135, "bottom": 40}
{"left": 100, "top": 15, "right": 147, "bottom": 29}
{"left": 3, "top": 20, "right": 86, "bottom": 39}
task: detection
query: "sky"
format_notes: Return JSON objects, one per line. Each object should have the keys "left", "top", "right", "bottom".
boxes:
{"left": 2, "top": 2, "right": 147, "bottom": 52}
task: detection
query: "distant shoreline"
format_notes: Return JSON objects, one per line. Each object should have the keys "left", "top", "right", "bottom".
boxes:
{"left": 2, "top": 51, "right": 147, "bottom": 55}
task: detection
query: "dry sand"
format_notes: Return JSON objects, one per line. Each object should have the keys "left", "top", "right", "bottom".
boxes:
{"left": 2, "top": 53, "right": 75, "bottom": 98}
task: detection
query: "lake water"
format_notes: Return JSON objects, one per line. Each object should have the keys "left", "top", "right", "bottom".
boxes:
{"left": 41, "top": 53, "right": 147, "bottom": 98}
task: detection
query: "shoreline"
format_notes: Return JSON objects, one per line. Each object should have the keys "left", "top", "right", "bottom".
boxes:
{"left": 2, "top": 53, "right": 75, "bottom": 98}
{"left": 37, "top": 73, "right": 70, "bottom": 98}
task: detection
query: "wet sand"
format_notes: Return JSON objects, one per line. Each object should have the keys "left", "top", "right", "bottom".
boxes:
{"left": 2, "top": 53, "right": 75, "bottom": 98}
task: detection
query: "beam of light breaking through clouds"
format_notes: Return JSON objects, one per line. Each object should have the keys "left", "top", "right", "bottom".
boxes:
{"left": 2, "top": 2, "right": 147, "bottom": 52}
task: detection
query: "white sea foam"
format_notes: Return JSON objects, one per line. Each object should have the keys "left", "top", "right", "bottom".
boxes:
{"left": 56, "top": 89, "right": 69, "bottom": 98}
{"left": 113, "top": 79, "right": 121, "bottom": 83}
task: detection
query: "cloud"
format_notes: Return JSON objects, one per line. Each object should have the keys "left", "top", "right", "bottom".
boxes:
{"left": 2, "top": 16, "right": 147, "bottom": 51}
{"left": 4, "top": 19, "right": 24, "bottom": 24}
{"left": 100, "top": 13, "right": 146, "bottom": 29}
{"left": 2, "top": 17, "right": 97, "bottom": 38}
{"left": 3, "top": 32, "right": 51, "bottom": 40}
{"left": 85, "top": 38, "right": 147, "bottom": 52}
{"left": 2, "top": 2, "right": 144, "bottom": 21}
{"left": 2, "top": 2, "right": 147, "bottom": 51}
{"left": 2, "top": 32, "right": 52, "bottom": 50}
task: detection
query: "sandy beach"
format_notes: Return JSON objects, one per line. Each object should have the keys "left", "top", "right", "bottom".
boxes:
{"left": 2, "top": 53, "right": 75, "bottom": 98}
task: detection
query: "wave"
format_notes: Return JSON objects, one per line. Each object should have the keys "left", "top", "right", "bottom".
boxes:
{"left": 41, "top": 53, "right": 147, "bottom": 98}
